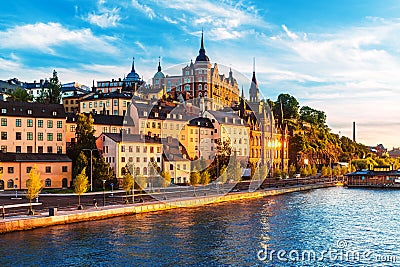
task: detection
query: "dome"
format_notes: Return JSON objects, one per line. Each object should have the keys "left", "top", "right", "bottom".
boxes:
{"left": 153, "top": 57, "right": 165, "bottom": 79}
{"left": 124, "top": 57, "right": 141, "bottom": 82}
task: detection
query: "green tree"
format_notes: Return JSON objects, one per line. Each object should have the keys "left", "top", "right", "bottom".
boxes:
{"left": 74, "top": 168, "right": 89, "bottom": 209}
{"left": 200, "top": 169, "right": 211, "bottom": 185}
{"left": 47, "top": 70, "right": 62, "bottom": 104}
{"left": 274, "top": 168, "right": 282, "bottom": 179}
{"left": 7, "top": 87, "right": 33, "bottom": 102}
{"left": 289, "top": 164, "right": 297, "bottom": 178}
{"left": 26, "top": 165, "right": 43, "bottom": 215}
{"left": 305, "top": 165, "right": 312, "bottom": 177}
{"left": 75, "top": 113, "right": 96, "bottom": 149}
{"left": 73, "top": 151, "right": 88, "bottom": 180}
{"left": 190, "top": 168, "right": 201, "bottom": 196}
{"left": 122, "top": 172, "right": 133, "bottom": 203}
{"left": 160, "top": 170, "right": 171, "bottom": 189}
{"left": 92, "top": 156, "right": 113, "bottom": 189}
{"left": 300, "top": 166, "right": 308, "bottom": 177}
{"left": 311, "top": 164, "right": 318, "bottom": 177}
{"left": 300, "top": 106, "right": 326, "bottom": 127}
{"left": 273, "top": 93, "right": 300, "bottom": 123}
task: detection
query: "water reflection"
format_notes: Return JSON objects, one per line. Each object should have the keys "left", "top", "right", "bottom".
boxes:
{"left": 1, "top": 187, "right": 399, "bottom": 266}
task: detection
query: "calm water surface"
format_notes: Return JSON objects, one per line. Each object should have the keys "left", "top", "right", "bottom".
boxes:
{"left": 1, "top": 187, "right": 399, "bottom": 266}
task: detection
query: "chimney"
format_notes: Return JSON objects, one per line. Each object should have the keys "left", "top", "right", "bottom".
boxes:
{"left": 353, "top": 122, "right": 356, "bottom": 142}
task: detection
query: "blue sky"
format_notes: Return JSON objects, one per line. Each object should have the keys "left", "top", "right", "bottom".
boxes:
{"left": 1, "top": 0, "right": 400, "bottom": 148}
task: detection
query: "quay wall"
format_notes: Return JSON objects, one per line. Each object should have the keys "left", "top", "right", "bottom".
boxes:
{"left": 0, "top": 183, "right": 332, "bottom": 234}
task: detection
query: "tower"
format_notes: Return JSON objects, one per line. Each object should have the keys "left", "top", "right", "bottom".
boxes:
{"left": 249, "top": 57, "right": 260, "bottom": 103}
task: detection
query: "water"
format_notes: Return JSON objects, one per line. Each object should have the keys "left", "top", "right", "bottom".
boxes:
{"left": 1, "top": 187, "right": 399, "bottom": 266}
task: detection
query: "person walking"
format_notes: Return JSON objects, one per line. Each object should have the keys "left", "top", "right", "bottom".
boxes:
{"left": 93, "top": 198, "right": 98, "bottom": 209}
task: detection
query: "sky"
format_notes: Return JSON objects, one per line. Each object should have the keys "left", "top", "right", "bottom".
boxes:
{"left": 1, "top": 0, "right": 400, "bottom": 148}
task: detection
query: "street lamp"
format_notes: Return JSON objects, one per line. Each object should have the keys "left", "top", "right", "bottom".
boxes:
{"left": 82, "top": 148, "right": 98, "bottom": 191}
{"left": 102, "top": 179, "right": 106, "bottom": 207}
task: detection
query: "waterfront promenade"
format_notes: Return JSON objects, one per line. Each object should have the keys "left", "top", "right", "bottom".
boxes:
{"left": 0, "top": 181, "right": 333, "bottom": 234}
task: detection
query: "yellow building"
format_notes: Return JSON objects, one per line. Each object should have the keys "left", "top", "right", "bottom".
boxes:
{"left": 79, "top": 91, "right": 132, "bottom": 116}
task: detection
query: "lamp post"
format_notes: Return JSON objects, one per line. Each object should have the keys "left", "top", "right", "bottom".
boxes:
{"left": 102, "top": 179, "right": 106, "bottom": 207}
{"left": 82, "top": 148, "right": 97, "bottom": 192}
{"left": 132, "top": 163, "right": 135, "bottom": 204}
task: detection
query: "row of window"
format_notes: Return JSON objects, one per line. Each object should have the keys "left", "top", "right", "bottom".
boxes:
{"left": 1, "top": 132, "right": 62, "bottom": 141}
{"left": 1, "top": 165, "right": 68, "bottom": 174}
{"left": 1, "top": 109, "right": 58, "bottom": 117}
{"left": 120, "top": 145, "right": 161, "bottom": 154}
{"left": 1, "top": 118, "right": 63, "bottom": 128}
{"left": 0, "top": 145, "right": 63, "bottom": 154}
{"left": 82, "top": 100, "right": 126, "bottom": 109}
{"left": 2, "top": 178, "right": 64, "bottom": 189}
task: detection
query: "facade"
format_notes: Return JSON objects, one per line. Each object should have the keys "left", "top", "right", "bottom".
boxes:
{"left": 162, "top": 137, "right": 191, "bottom": 184}
{"left": 0, "top": 101, "right": 67, "bottom": 154}
{"left": 204, "top": 110, "right": 249, "bottom": 160}
{"left": 79, "top": 91, "right": 132, "bottom": 116}
{"left": 0, "top": 153, "right": 72, "bottom": 190}
{"left": 24, "top": 79, "right": 50, "bottom": 100}
{"left": 96, "top": 133, "right": 163, "bottom": 183}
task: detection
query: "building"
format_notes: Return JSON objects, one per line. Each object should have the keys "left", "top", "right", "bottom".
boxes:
{"left": 388, "top": 147, "right": 400, "bottom": 159}
{"left": 162, "top": 137, "right": 191, "bottom": 184}
{"left": 0, "top": 79, "right": 23, "bottom": 101}
{"left": 0, "top": 153, "right": 72, "bottom": 190}
{"left": 204, "top": 110, "right": 250, "bottom": 160}
{"left": 158, "top": 32, "right": 240, "bottom": 110}
{"left": 24, "top": 79, "right": 50, "bottom": 100}
{"left": 95, "top": 58, "right": 144, "bottom": 94}
{"left": 345, "top": 165, "right": 400, "bottom": 188}
{"left": 0, "top": 101, "right": 67, "bottom": 154}
{"left": 96, "top": 133, "right": 163, "bottom": 184}
{"left": 79, "top": 91, "right": 132, "bottom": 116}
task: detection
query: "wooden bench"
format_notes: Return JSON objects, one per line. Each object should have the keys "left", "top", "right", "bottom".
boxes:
{"left": 1, "top": 203, "right": 42, "bottom": 218}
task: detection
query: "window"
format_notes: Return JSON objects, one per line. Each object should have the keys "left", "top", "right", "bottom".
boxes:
{"left": 57, "top": 146, "right": 62, "bottom": 154}
{"left": 27, "top": 119, "right": 33, "bottom": 127}
{"left": 57, "top": 121, "right": 62, "bottom": 128}
{"left": 16, "top": 119, "right": 21, "bottom": 127}
{"left": 114, "top": 100, "right": 118, "bottom": 106}
{"left": 94, "top": 102, "right": 97, "bottom": 108}
{"left": 1, "top": 108, "right": 6, "bottom": 114}
{"left": 121, "top": 146, "right": 125, "bottom": 152}
{"left": 143, "top": 147, "right": 147, "bottom": 153}
{"left": 143, "top": 157, "right": 147, "bottom": 163}
{"left": 89, "top": 102, "right": 92, "bottom": 108}
{"left": 28, "top": 109, "right": 32, "bottom": 115}
{"left": 38, "top": 133, "right": 43, "bottom": 141}
{"left": 83, "top": 103, "right": 86, "bottom": 108}
{"left": 16, "top": 132, "right": 21, "bottom": 140}
{"left": 136, "top": 146, "right": 140, "bottom": 153}
{"left": 8, "top": 167, "right": 14, "bottom": 174}
{"left": 47, "top": 120, "right": 53, "bottom": 128}
{"left": 62, "top": 166, "right": 68, "bottom": 172}
{"left": 157, "top": 147, "right": 161, "bottom": 153}
{"left": 112, "top": 127, "right": 117, "bottom": 133}
{"left": 121, "top": 157, "right": 125, "bottom": 163}
{"left": 38, "top": 146, "right": 43, "bottom": 153}
{"left": 136, "top": 157, "right": 140, "bottom": 163}
{"left": 47, "top": 146, "right": 53, "bottom": 153}
{"left": 70, "top": 125, "right": 76, "bottom": 132}
{"left": 1, "top": 118, "right": 7, "bottom": 126}
{"left": 26, "top": 167, "right": 32, "bottom": 173}
{"left": 57, "top": 133, "right": 62, "bottom": 141}
{"left": 16, "top": 146, "right": 21, "bottom": 153}
{"left": 27, "top": 132, "right": 33, "bottom": 140}
{"left": 0, "top": 145, "right": 6, "bottom": 152}
{"left": 38, "top": 120, "right": 43, "bottom": 128}
{"left": 7, "top": 179, "right": 14, "bottom": 189}
{"left": 170, "top": 164, "right": 173, "bottom": 170}
{"left": 45, "top": 179, "right": 51, "bottom": 187}
{"left": 52, "top": 111, "right": 57, "bottom": 116}
{"left": 46, "top": 166, "right": 51, "bottom": 173}
{"left": 27, "top": 146, "right": 33, "bottom": 153}
{"left": 1, "top": 132, "right": 7, "bottom": 140}
{"left": 150, "top": 147, "right": 154, "bottom": 153}
{"left": 47, "top": 133, "right": 53, "bottom": 141}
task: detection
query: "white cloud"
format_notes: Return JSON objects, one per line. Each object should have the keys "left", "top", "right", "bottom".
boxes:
{"left": 132, "top": 0, "right": 155, "bottom": 19}
{"left": 86, "top": 7, "right": 121, "bottom": 28}
{"left": 282, "top": 24, "right": 299, "bottom": 40}
{"left": 0, "top": 55, "right": 21, "bottom": 72}
{"left": 0, "top": 22, "right": 118, "bottom": 54}
{"left": 163, "top": 16, "right": 178, "bottom": 24}
{"left": 135, "top": 41, "right": 147, "bottom": 53}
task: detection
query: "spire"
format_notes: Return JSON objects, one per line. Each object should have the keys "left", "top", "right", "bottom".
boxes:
{"left": 158, "top": 56, "right": 161, "bottom": 72}
{"left": 252, "top": 57, "right": 257, "bottom": 86}
{"left": 131, "top": 57, "right": 135, "bottom": 73}
{"left": 241, "top": 85, "right": 244, "bottom": 99}
{"left": 196, "top": 29, "right": 210, "bottom": 62}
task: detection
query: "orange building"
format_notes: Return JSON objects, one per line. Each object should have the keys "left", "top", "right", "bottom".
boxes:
{"left": 0, "top": 153, "right": 72, "bottom": 190}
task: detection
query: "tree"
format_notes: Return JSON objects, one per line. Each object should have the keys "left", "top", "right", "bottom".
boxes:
{"left": 122, "top": 172, "right": 133, "bottom": 203}
{"left": 274, "top": 168, "right": 282, "bottom": 179}
{"left": 135, "top": 175, "right": 147, "bottom": 193}
{"left": 190, "top": 168, "right": 201, "bottom": 196}
{"left": 300, "top": 106, "right": 326, "bottom": 127}
{"left": 73, "top": 151, "right": 88, "bottom": 180}
{"left": 74, "top": 168, "right": 89, "bottom": 209}
{"left": 273, "top": 93, "right": 300, "bottom": 123}
{"left": 200, "top": 169, "right": 211, "bottom": 185}
{"left": 92, "top": 156, "right": 113, "bottom": 189}
{"left": 7, "top": 87, "right": 33, "bottom": 102}
{"left": 26, "top": 165, "right": 42, "bottom": 215}
{"left": 75, "top": 113, "right": 96, "bottom": 149}
{"left": 219, "top": 167, "right": 228, "bottom": 184}
{"left": 311, "top": 164, "right": 318, "bottom": 177}
{"left": 160, "top": 170, "right": 171, "bottom": 189}
{"left": 47, "top": 70, "right": 62, "bottom": 104}
{"left": 300, "top": 166, "right": 308, "bottom": 177}
{"left": 305, "top": 165, "right": 312, "bottom": 177}
{"left": 289, "top": 164, "right": 297, "bottom": 178}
